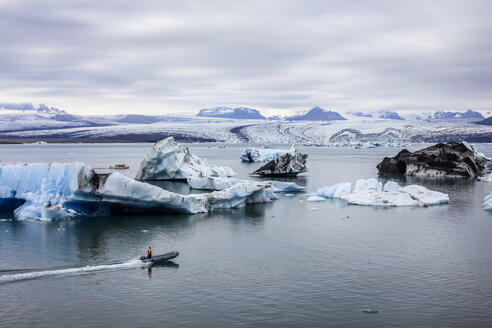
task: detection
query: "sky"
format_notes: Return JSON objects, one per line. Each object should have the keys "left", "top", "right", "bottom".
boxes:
{"left": 1, "top": 0, "right": 492, "bottom": 116}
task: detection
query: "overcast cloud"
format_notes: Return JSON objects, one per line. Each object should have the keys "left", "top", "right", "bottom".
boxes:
{"left": 1, "top": 0, "right": 491, "bottom": 116}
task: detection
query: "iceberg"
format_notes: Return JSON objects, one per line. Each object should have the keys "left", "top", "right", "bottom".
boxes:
{"left": 0, "top": 163, "right": 210, "bottom": 220}
{"left": 307, "top": 195, "right": 326, "bottom": 202}
{"left": 136, "top": 137, "right": 236, "bottom": 181}
{"left": 241, "top": 146, "right": 295, "bottom": 162}
{"left": 307, "top": 182, "right": 351, "bottom": 199}
{"left": 250, "top": 152, "right": 308, "bottom": 177}
{"left": 203, "top": 182, "right": 278, "bottom": 208}
{"left": 478, "top": 173, "right": 492, "bottom": 182}
{"left": 377, "top": 142, "right": 489, "bottom": 178}
{"left": 0, "top": 162, "right": 285, "bottom": 220}
{"left": 341, "top": 190, "right": 419, "bottom": 207}
{"left": 187, "top": 176, "right": 305, "bottom": 193}
{"left": 482, "top": 192, "right": 492, "bottom": 211}
{"left": 353, "top": 178, "right": 382, "bottom": 192}
{"left": 341, "top": 184, "right": 448, "bottom": 207}
{"left": 382, "top": 181, "right": 401, "bottom": 191}
{"left": 308, "top": 178, "right": 447, "bottom": 207}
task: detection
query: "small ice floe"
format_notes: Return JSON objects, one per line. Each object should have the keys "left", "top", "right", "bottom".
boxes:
{"left": 362, "top": 309, "right": 378, "bottom": 314}
{"left": 482, "top": 192, "right": 492, "bottom": 210}
{"left": 141, "top": 229, "right": 149, "bottom": 233}
{"left": 284, "top": 193, "right": 295, "bottom": 197}
{"left": 478, "top": 173, "right": 492, "bottom": 182}
{"left": 307, "top": 195, "right": 326, "bottom": 202}
{"left": 310, "top": 208, "right": 319, "bottom": 211}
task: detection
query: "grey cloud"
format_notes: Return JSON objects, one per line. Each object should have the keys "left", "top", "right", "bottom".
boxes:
{"left": 1, "top": 0, "right": 492, "bottom": 115}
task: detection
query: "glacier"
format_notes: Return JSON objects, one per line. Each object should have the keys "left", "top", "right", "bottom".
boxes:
{"left": 240, "top": 146, "right": 296, "bottom": 162}
{"left": 136, "top": 137, "right": 236, "bottom": 180}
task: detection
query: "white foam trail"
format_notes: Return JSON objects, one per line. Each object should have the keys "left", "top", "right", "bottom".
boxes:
{"left": 0, "top": 259, "right": 144, "bottom": 282}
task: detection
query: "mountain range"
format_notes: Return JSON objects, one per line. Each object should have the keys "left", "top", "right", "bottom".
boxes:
{"left": 285, "top": 106, "right": 347, "bottom": 121}
{"left": 196, "top": 107, "right": 266, "bottom": 119}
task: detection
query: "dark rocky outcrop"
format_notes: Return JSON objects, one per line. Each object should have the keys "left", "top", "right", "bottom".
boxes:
{"left": 251, "top": 152, "right": 308, "bottom": 177}
{"left": 377, "top": 142, "right": 488, "bottom": 177}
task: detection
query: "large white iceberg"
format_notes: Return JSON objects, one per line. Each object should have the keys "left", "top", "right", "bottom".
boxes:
{"left": 341, "top": 184, "right": 448, "bottom": 207}
{"left": 136, "top": 137, "right": 236, "bottom": 181}
{"left": 0, "top": 162, "right": 283, "bottom": 220}
{"left": 241, "top": 146, "right": 296, "bottom": 162}
{"left": 0, "top": 163, "right": 210, "bottom": 220}
{"left": 307, "top": 178, "right": 448, "bottom": 207}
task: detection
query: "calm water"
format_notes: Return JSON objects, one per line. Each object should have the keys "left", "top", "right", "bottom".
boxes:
{"left": 1, "top": 143, "right": 492, "bottom": 328}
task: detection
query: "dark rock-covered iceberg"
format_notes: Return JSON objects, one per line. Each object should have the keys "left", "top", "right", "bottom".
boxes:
{"left": 377, "top": 142, "right": 489, "bottom": 177}
{"left": 251, "top": 152, "right": 308, "bottom": 177}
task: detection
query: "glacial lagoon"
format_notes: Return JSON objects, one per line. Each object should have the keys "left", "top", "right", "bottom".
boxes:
{"left": 1, "top": 143, "right": 492, "bottom": 327}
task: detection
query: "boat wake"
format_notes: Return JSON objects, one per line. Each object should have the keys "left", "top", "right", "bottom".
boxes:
{"left": 0, "top": 259, "right": 145, "bottom": 283}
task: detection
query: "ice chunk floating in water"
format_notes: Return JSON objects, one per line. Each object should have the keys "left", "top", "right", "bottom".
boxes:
{"left": 307, "top": 178, "right": 448, "bottom": 207}
{"left": 482, "top": 192, "right": 492, "bottom": 211}
{"left": 187, "top": 176, "right": 305, "bottom": 192}
{"left": 0, "top": 162, "right": 210, "bottom": 220}
{"left": 0, "top": 162, "right": 284, "bottom": 220}
{"left": 240, "top": 146, "right": 296, "bottom": 162}
{"left": 341, "top": 183, "right": 448, "bottom": 207}
{"left": 353, "top": 178, "right": 382, "bottom": 192}
{"left": 306, "top": 182, "right": 351, "bottom": 199}
{"left": 136, "top": 137, "right": 236, "bottom": 181}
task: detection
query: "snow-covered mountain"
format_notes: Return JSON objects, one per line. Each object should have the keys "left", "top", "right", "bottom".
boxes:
{"left": 476, "top": 116, "right": 492, "bottom": 126}
{"left": 196, "top": 107, "right": 266, "bottom": 119}
{"left": 430, "top": 110, "right": 484, "bottom": 120}
{"left": 378, "top": 111, "right": 404, "bottom": 120}
{"left": 1, "top": 102, "right": 491, "bottom": 144}
{"left": 0, "top": 103, "right": 68, "bottom": 115}
{"left": 116, "top": 114, "right": 160, "bottom": 124}
{"left": 286, "top": 106, "right": 346, "bottom": 121}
